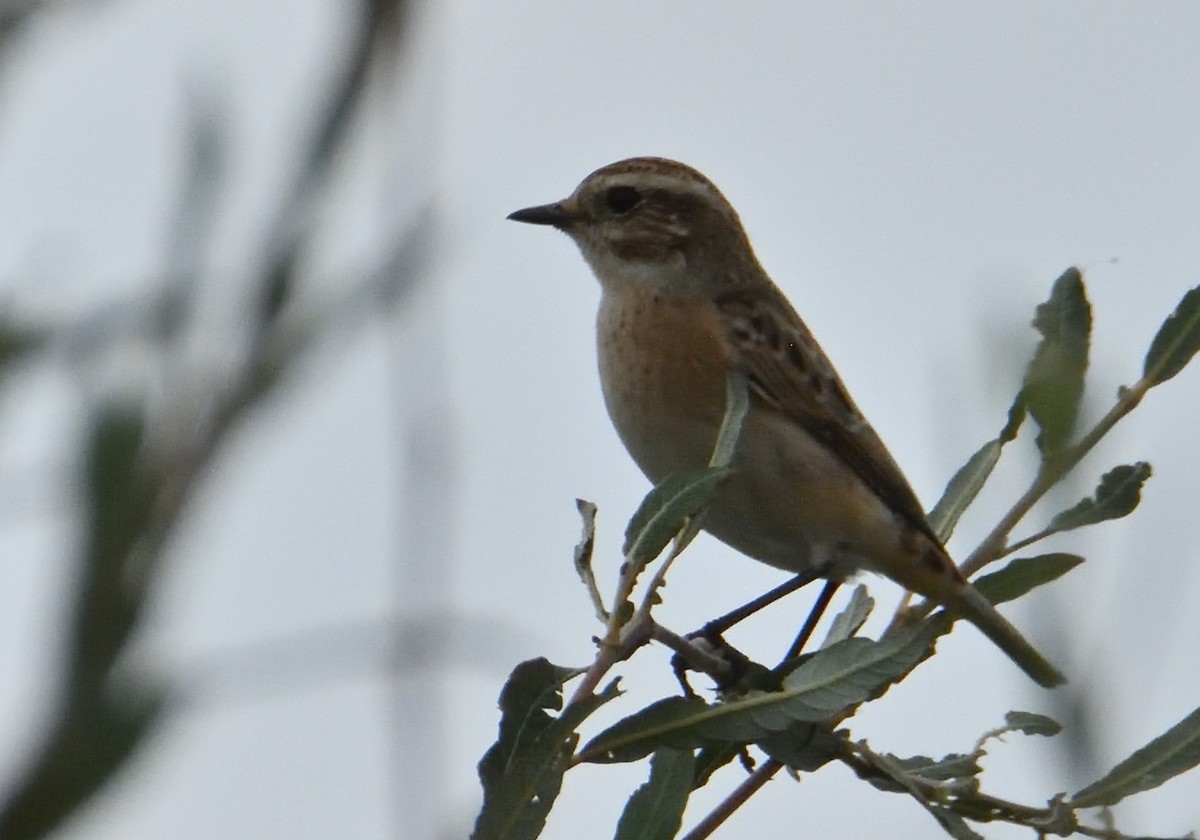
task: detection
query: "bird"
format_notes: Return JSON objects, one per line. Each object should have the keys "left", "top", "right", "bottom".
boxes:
{"left": 507, "top": 156, "right": 1064, "bottom": 688}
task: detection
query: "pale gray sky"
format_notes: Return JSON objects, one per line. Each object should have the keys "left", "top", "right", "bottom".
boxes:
{"left": 1, "top": 3, "right": 1199, "bottom": 839}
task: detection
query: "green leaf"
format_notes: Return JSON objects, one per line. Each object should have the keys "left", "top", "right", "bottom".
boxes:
{"left": 820, "top": 584, "right": 873, "bottom": 649}
{"left": 1000, "top": 710, "right": 1063, "bottom": 739}
{"left": 883, "top": 752, "right": 982, "bottom": 785}
{"left": 974, "top": 710, "right": 1063, "bottom": 755}
{"left": 758, "top": 724, "right": 847, "bottom": 772}
{"left": 860, "top": 752, "right": 986, "bottom": 840}
{"left": 622, "top": 468, "right": 731, "bottom": 566}
{"left": 709, "top": 370, "right": 749, "bottom": 469}
{"left": 1046, "top": 463, "right": 1152, "bottom": 535}
{"left": 581, "top": 624, "right": 936, "bottom": 763}
{"left": 972, "top": 553, "right": 1084, "bottom": 606}
{"left": 1000, "top": 394, "right": 1027, "bottom": 443}
{"left": 613, "top": 749, "right": 695, "bottom": 840}
{"left": 1021, "top": 267, "right": 1091, "bottom": 457}
{"left": 776, "top": 622, "right": 936, "bottom": 714}
{"left": 691, "top": 744, "right": 742, "bottom": 789}
{"left": 580, "top": 697, "right": 710, "bottom": 764}
{"left": 928, "top": 439, "right": 1003, "bottom": 542}
{"left": 1072, "top": 705, "right": 1200, "bottom": 808}
{"left": 1143, "top": 285, "right": 1200, "bottom": 386}
{"left": 472, "top": 659, "right": 619, "bottom": 840}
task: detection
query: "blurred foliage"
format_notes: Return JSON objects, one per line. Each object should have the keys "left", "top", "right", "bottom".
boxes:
{"left": 0, "top": 1, "right": 426, "bottom": 838}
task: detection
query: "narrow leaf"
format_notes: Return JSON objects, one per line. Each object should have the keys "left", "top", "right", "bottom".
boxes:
{"left": 976, "top": 711, "right": 1063, "bottom": 754}
{"left": 622, "top": 468, "right": 731, "bottom": 565}
{"left": 928, "top": 439, "right": 1003, "bottom": 542}
{"left": 1046, "top": 463, "right": 1152, "bottom": 535}
{"left": 862, "top": 752, "right": 986, "bottom": 840}
{"left": 1022, "top": 268, "right": 1091, "bottom": 456}
{"left": 820, "top": 584, "right": 874, "bottom": 648}
{"left": 613, "top": 749, "right": 695, "bottom": 840}
{"left": 1144, "top": 285, "right": 1200, "bottom": 386}
{"left": 580, "top": 697, "right": 709, "bottom": 764}
{"left": 581, "top": 624, "right": 936, "bottom": 763}
{"left": 1002, "top": 710, "right": 1062, "bottom": 738}
{"left": 709, "top": 370, "right": 749, "bottom": 469}
{"left": 472, "top": 659, "right": 618, "bottom": 840}
{"left": 1072, "top": 706, "right": 1200, "bottom": 808}
{"left": 972, "top": 553, "right": 1084, "bottom": 606}
{"left": 887, "top": 752, "right": 982, "bottom": 784}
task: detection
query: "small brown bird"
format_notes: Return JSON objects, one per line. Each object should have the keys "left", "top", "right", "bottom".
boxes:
{"left": 508, "top": 157, "right": 1064, "bottom": 687}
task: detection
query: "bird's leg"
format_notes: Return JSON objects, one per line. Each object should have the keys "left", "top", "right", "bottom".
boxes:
{"left": 780, "top": 579, "right": 841, "bottom": 662}
{"left": 694, "top": 566, "right": 827, "bottom": 639}
{"left": 670, "top": 566, "right": 838, "bottom": 695}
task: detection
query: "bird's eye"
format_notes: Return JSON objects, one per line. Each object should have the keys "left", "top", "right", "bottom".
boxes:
{"left": 604, "top": 185, "right": 642, "bottom": 215}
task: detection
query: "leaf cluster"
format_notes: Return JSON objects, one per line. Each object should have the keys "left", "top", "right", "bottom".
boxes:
{"left": 472, "top": 268, "right": 1200, "bottom": 840}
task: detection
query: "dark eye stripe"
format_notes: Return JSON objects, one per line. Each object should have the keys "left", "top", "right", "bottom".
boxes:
{"left": 605, "top": 185, "right": 642, "bottom": 214}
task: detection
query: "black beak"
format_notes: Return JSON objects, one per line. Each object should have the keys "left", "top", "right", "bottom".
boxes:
{"left": 507, "top": 202, "right": 578, "bottom": 227}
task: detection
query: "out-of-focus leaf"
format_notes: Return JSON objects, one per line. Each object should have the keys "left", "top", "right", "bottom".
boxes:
{"left": 622, "top": 468, "right": 731, "bottom": 566}
{"left": 472, "top": 659, "right": 617, "bottom": 840}
{"left": 1021, "top": 268, "right": 1091, "bottom": 457}
{"left": 972, "top": 553, "right": 1084, "bottom": 606}
{"left": 0, "top": 318, "right": 45, "bottom": 374}
{"left": 1045, "top": 463, "right": 1152, "bottom": 535}
{"left": 820, "top": 585, "right": 873, "bottom": 648}
{"left": 1072, "top": 706, "right": 1200, "bottom": 808}
{"left": 1143, "top": 285, "right": 1200, "bottom": 386}
{"left": 613, "top": 749, "right": 695, "bottom": 840}
{"left": 0, "top": 683, "right": 168, "bottom": 840}
{"left": 84, "top": 401, "right": 148, "bottom": 568}
{"left": 72, "top": 401, "right": 152, "bottom": 697}
{"left": 928, "top": 439, "right": 1003, "bottom": 542}
{"left": 581, "top": 624, "right": 936, "bottom": 763}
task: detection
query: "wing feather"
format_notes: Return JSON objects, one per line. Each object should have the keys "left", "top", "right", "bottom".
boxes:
{"left": 715, "top": 286, "right": 937, "bottom": 541}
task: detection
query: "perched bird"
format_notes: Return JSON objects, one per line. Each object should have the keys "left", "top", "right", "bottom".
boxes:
{"left": 508, "top": 157, "right": 1064, "bottom": 687}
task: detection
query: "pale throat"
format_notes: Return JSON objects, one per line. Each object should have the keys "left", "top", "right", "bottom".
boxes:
{"left": 577, "top": 242, "right": 722, "bottom": 300}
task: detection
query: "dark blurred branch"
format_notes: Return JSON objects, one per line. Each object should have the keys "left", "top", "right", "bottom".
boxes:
{"left": 0, "top": 0, "right": 54, "bottom": 54}
{"left": 256, "top": 0, "right": 412, "bottom": 328}
{"left": 0, "top": 1, "right": 421, "bottom": 838}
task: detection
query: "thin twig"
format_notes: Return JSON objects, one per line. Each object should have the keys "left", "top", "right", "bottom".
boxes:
{"left": 680, "top": 759, "right": 783, "bottom": 840}
{"left": 569, "top": 371, "right": 750, "bottom": 706}
{"left": 959, "top": 376, "right": 1149, "bottom": 579}
{"left": 902, "top": 376, "right": 1153, "bottom": 626}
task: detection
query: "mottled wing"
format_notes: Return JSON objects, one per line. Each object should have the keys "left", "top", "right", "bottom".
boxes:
{"left": 715, "top": 286, "right": 936, "bottom": 539}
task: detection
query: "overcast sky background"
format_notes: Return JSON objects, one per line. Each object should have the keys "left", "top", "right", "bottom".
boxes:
{"left": 2, "top": 3, "right": 1200, "bottom": 839}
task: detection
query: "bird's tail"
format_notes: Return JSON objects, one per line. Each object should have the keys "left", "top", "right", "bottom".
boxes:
{"left": 945, "top": 585, "right": 1066, "bottom": 688}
